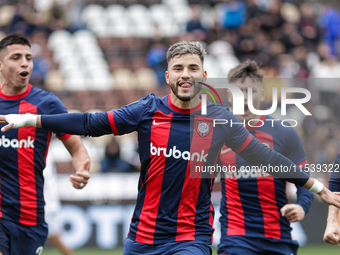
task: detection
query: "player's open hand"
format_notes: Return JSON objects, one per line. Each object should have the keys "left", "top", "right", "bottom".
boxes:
{"left": 70, "top": 159, "right": 91, "bottom": 189}
{"left": 324, "top": 220, "right": 340, "bottom": 245}
{"left": 281, "top": 204, "right": 305, "bottom": 222}
{"left": 318, "top": 188, "right": 340, "bottom": 208}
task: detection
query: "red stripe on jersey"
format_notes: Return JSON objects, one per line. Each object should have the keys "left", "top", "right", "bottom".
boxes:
{"left": 297, "top": 159, "right": 308, "bottom": 169}
{"left": 18, "top": 101, "right": 38, "bottom": 225}
{"left": 255, "top": 131, "right": 281, "bottom": 239}
{"left": 257, "top": 177, "right": 281, "bottom": 238}
{"left": 209, "top": 203, "right": 214, "bottom": 244}
{"left": 107, "top": 111, "right": 119, "bottom": 135}
{"left": 225, "top": 178, "right": 245, "bottom": 235}
{"left": 220, "top": 144, "right": 245, "bottom": 235}
{"left": 58, "top": 134, "right": 71, "bottom": 141}
{"left": 176, "top": 116, "right": 214, "bottom": 241}
{"left": 135, "top": 111, "right": 173, "bottom": 243}
{"left": 235, "top": 133, "right": 253, "bottom": 154}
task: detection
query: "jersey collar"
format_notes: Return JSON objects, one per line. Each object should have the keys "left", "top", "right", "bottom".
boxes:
{"left": 168, "top": 94, "right": 201, "bottom": 113}
{"left": 0, "top": 83, "right": 32, "bottom": 100}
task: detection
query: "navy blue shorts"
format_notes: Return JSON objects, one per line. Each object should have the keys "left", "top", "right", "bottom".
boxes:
{"left": 0, "top": 218, "right": 48, "bottom": 255}
{"left": 123, "top": 237, "right": 212, "bottom": 255}
{"left": 218, "top": 236, "right": 298, "bottom": 255}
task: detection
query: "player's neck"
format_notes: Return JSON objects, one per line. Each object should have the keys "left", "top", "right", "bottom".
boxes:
{"left": 0, "top": 81, "right": 28, "bottom": 96}
{"left": 170, "top": 92, "right": 200, "bottom": 109}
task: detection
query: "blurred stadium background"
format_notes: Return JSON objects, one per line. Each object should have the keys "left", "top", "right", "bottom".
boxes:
{"left": 1, "top": 0, "right": 340, "bottom": 253}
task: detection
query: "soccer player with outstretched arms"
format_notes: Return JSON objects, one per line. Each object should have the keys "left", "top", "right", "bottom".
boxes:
{"left": 1, "top": 41, "right": 339, "bottom": 255}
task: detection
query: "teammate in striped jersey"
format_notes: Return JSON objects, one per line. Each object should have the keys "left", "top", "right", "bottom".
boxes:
{"left": 218, "top": 60, "right": 313, "bottom": 255}
{"left": 324, "top": 152, "right": 340, "bottom": 245}
{"left": 1, "top": 41, "right": 340, "bottom": 255}
{"left": 0, "top": 34, "right": 90, "bottom": 255}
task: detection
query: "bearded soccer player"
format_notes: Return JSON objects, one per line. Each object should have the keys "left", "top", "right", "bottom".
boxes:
{"left": 218, "top": 60, "right": 313, "bottom": 255}
{"left": 0, "top": 41, "right": 339, "bottom": 255}
{"left": 324, "top": 151, "right": 340, "bottom": 245}
{"left": 0, "top": 34, "right": 90, "bottom": 255}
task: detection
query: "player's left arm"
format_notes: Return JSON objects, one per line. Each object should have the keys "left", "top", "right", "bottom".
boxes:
{"left": 279, "top": 125, "right": 313, "bottom": 222}
{"left": 223, "top": 114, "right": 340, "bottom": 208}
{"left": 62, "top": 135, "right": 90, "bottom": 189}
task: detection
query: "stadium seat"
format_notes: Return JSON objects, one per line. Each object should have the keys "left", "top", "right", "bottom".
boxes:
{"left": 73, "top": 30, "right": 97, "bottom": 44}
{"left": 149, "top": 4, "right": 173, "bottom": 25}
{"left": 127, "top": 4, "right": 148, "bottom": 22}
{"left": 208, "top": 40, "right": 234, "bottom": 57}
{"left": 204, "top": 54, "right": 222, "bottom": 78}
{"left": 171, "top": 4, "right": 192, "bottom": 25}
{"left": 80, "top": 4, "right": 105, "bottom": 23}
{"left": 217, "top": 55, "right": 240, "bottom": 76}
{"left": 47, "top": 30, "right": 72, "bottom": 50}
{"left": 106, "top": 4, "right": 126, "bottom": 21}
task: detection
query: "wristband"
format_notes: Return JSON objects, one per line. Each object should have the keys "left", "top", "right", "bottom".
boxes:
{"left": 309, "top": 179, "right": 324, "bottom": 194}
{"left": 5, "top": 114, "right": 38, "bottom": 128}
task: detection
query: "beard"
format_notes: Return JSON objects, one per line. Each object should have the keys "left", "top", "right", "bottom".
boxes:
{"left": 170, "top": 79, "right": 202, "bottom": 101}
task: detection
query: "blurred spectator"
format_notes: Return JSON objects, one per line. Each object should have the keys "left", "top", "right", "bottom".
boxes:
{"left": 299, "top": 3, "right": 320, "bottom": 52}
{"left": 319, "top": 5, "right": 340, "bottom": 57}
{"left": 101, "top": 138, "right": 138, "bottom": 173}
{"left": 30, "top": 31, "right": 51, "bottom": 87}
{"left": 146, "top": 43, "right": 167, "bottom": 87}
{"left": 218, "top": 0, "right": 246, "bottom": 29}
{"left": 186, "top": 5, "right": 207, "bottom": 41}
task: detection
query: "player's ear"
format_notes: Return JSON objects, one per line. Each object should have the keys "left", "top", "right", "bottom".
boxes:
{"left": 165, "top": 71, "right": 169, "bottom": 84}
{"left": 203, "top": 70, "right": 207, "bottom": 82}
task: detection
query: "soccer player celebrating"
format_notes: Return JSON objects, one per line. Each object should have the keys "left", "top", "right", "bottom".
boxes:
{"left": 0, "top": 34, "right": 90, "bottom": 255}
{"left": 0, "top": 41, "right": 339, "bottom": 255}
{"left": 324, "top": 152, "right": 340, "bottom": 245}
{"left": 218, "top": 60, "right": 313, "bottom": 255}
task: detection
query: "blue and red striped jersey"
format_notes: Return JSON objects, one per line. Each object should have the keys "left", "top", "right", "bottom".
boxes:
{"left": 219, "top": 115, "right": 313, "bottom": 242}
{"left": 0, "top": 84, "right": 70, "bottom": 225}
{"left": 329, "top": 151, "right": 340, "bottom": 192}
{"left": 40, "top": 93, "right": 311, "bottom": 244}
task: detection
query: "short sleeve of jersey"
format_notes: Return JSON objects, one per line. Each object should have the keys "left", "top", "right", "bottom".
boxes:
{"left": 107, "top": 94, "right": 153, "bottom": 136}
{"left": 281, "top": 123, "right": 307, "bottom": 167}
{"left": 46, "top": 93, "right": 69, "bottom": 139}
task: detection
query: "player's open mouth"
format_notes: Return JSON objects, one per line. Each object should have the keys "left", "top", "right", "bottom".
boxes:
{"left": 178, "top": 81, "right": 192, "bottom": 90}
{"left": 19, "top": 71, "right": 29, "bottom": 79}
